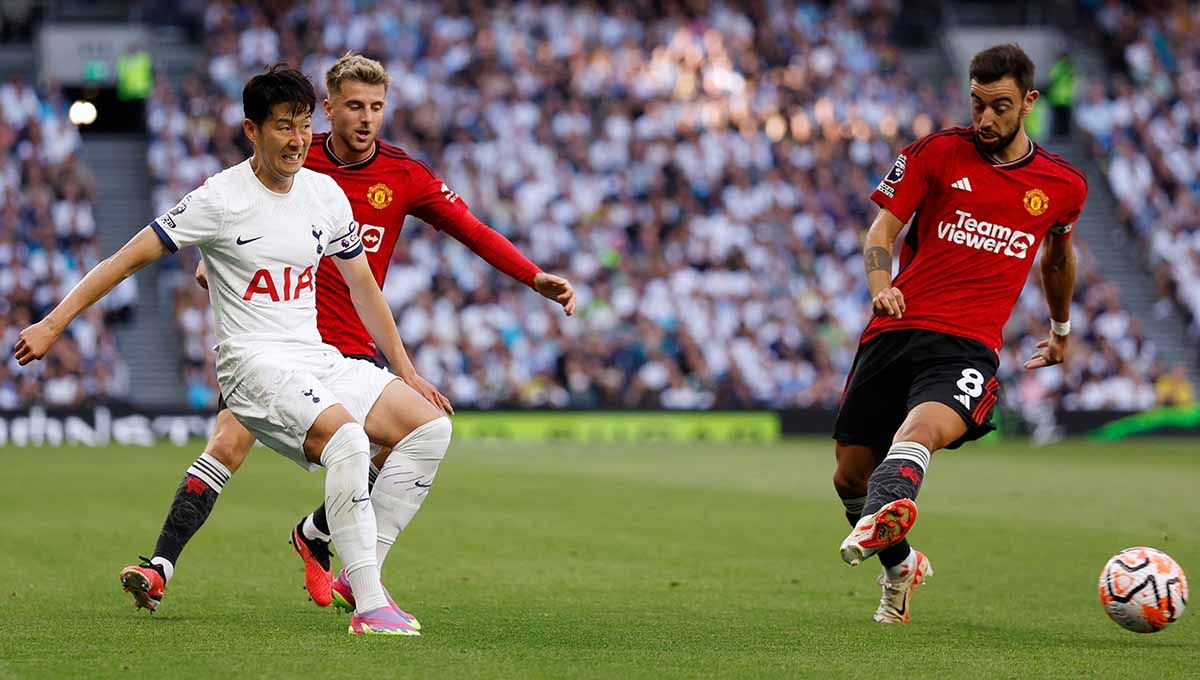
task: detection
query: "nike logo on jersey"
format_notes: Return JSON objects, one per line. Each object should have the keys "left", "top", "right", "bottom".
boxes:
{"left": 414, "top": 480, "right": 432, "bottom": 488}
{"left": 236, "top": 235, "right": 264, "bottom": 245}
{"left": 951, "top": 177, "right": 973, "bottom": 192}
{"left": 351, "top": 496, "right": 370, "bottom": 504}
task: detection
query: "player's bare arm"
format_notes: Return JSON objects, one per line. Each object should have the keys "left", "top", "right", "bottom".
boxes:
{"left": 333, "top": 251, "right": 453, "bottom": 414}
{"left": 195, "top": 259, "right": 209, "bottom": 289}
{"left": 863, "top": 208, "right": 907, "bottom": 319}
{"left": 1024, "top": 229, "right": 1075, "bottom": 370}
{"left": 15, "top": 227, "right": 169, "bottom": 364}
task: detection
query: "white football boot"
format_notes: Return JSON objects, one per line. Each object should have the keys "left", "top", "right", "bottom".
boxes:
{"left": 874, "top": 549, "right": 933, "bottom": 624}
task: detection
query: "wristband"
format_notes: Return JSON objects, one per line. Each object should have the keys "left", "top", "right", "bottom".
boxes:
{"left": 1050, "top": 319, "right": 1070, "bottom": 336}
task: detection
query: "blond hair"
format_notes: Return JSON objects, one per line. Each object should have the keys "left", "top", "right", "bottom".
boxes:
{"left": 325, "top": 52, "right": 390, "bottom": 96}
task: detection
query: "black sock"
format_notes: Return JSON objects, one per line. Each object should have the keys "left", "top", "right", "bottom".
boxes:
{"left": 310, "top": 460, "right": 378, "bottom": 537}
{"left": 311, "top": 503, "right": 330, "bottom": 536}
{"left": 861, "top": 442, "right": 928, "bottom": 569}
{"left": 152, "top": 454, "right": 229, "bottom": 569}
{"left": 879, "top": 540, "right": 912, "bottom": 568}
{"left": 861, "top": 442, "right": 929, "bottom": 516}
{"left": 838, "top": 491, "right": 866, "bottom": 528}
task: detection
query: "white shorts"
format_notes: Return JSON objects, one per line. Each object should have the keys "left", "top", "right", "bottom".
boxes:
{"left": 222, "top": 347, "right": 397, "bottom": 470}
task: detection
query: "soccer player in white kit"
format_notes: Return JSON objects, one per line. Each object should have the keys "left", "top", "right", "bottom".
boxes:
{"left": 14, "top": 66, "right": 448, "bottom": 636}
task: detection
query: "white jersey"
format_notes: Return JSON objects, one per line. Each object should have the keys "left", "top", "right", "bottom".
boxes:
{"left": 151, "top": 159, "right": 363, "bottom": 391}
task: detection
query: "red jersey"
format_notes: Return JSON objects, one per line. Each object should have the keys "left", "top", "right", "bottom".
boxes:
{"left": 864, "top": 127, "right": 1087, "bottom": 352}
{"left": 305, "top": 132, "right": 542, "bottom": 357}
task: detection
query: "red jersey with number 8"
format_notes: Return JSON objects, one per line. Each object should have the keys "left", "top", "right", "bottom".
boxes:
{"left": 865, "top": 127, "right": 1087, "bottom": 352}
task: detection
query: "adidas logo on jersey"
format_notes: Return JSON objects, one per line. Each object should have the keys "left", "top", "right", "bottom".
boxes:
{"left": 937, "top": 209, "right": 1035, "bottom": 259}
{"left": 951, "top": 177, "right": 973, "bottom": 191}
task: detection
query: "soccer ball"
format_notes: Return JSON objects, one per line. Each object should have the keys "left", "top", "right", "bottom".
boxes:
{"left": 1098, "top": 547, "right": 1188, "bottom": 633}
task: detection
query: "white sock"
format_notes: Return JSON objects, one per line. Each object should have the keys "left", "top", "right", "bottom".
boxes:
{"left": 150, "top": 556, "right": 175, "bottom": 583}
{"left": 371, "top": 417, "right": 452, "bottom": 571}
{"left": 885, "top": 548, "right": 917, "bottom": 581}
{"left": 320, "top": 422, "right": 388, "bottom": 613}
{"left": 886, "top": 441, "right": 931, "bottom": 474}
{"left": 187, "top": 452, "right": 231, "bottom": 493}
{"left": 302, "top": 513, "right": 331, "bottom": 542}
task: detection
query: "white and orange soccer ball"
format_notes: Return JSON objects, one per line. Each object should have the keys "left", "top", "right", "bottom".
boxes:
{"left": 1098, "top": 547, "right": 1188, "bottom": 633}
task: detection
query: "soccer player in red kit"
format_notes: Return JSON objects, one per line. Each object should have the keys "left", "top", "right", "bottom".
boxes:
{"left": 831, "top": 44, "right": 1087, "bottom": 623}
{"left": 119, "top": 55, "right": 576, "bottom": 622}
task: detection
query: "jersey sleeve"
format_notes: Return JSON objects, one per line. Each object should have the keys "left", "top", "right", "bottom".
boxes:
{"left": 1051, "top": 176, "right": 1088, "bottom": 236}
{"left": 150, "top": 180, "right": 225, "bottom": 251}
{"left": 870, "top": 139, "right": 936, "bottom": 223}
{"left": 408, "top": 166, "right": 542, "bottom": 287}
{"left": 323, "top": 183, "right": 364, "bottom": 259}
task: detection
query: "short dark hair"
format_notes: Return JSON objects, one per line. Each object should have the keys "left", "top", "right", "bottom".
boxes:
{"left": 969, "top": 44, "right": 1035, "bottom": 93}
{"left": 242, "top": 64, "right": 316, "bottom": 127}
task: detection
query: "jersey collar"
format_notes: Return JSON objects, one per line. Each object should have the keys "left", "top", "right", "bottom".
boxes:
{"left": 977, "top": 137, "right": 1037, "bottom": 171}
{"left": 323, "top": 134, "right": 379, "bottom": 170}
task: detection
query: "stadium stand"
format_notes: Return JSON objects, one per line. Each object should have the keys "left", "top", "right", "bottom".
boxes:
{"left": 1075, "top": 1, "right": 1200, "bottom": 340}
{"left": 0, "top": 73, "right": 133, "bottom": 408}
{"left": 144, "top": 1, "right": 1160, "bottom": 412}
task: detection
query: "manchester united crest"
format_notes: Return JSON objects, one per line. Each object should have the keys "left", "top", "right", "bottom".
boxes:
{"left": 367, "top": 183, "right": 393, "bottom": 210}
{"left": 1023, "top": 188, "right": 1049, "bottom": 216}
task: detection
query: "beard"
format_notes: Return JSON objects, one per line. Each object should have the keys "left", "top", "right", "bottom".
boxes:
{"left": 973, "top": 124, "right": 1020, "bottom": 156}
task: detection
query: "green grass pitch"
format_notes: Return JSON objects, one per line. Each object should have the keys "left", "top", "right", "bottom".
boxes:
{"left": 0, "top": 437, "right": 1196, "bottom": 678}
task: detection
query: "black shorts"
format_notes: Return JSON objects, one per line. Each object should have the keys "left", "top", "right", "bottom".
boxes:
{"left": 833, "top": 329, "right": 1000, "bottom": 454}
{"left": 215, "top": 352, "right": 383, "bottom": 411}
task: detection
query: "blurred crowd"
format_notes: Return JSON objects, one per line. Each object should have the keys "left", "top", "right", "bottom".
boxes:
{"left": 1076, "top": 1, "right": 1200, "bottom": 340}
{"left": 0, "top": 74, "right": 133, "bottom": 409}
{"left": 108, "top": 0, "right": 1176, "bottom": 414}
{"left": 137, "top": 0, "right": 1170, "bottom": 413}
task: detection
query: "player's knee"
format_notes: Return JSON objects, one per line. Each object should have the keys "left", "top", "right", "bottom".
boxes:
{"left": 207, "top": 431, "right": 252, "bottom": 473}
{"left": 832, "top": 466, "right": 869, "bottom": 496}
{"left": 321, "top": 422, "right": 371, "bottom": 468}
{"left": 833, "top": 443, "right": 875, "bottom": 492}
{"left": 405, "top": 416, "right": 452, "bottom": 462}
{"left": 893, "top": 421, "right": 944, "bottom": 452}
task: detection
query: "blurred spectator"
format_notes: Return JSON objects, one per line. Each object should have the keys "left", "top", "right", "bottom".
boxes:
{"left": 149, "top": 1, "right": 1158, "bottom": 413}
{"left": 1075, "top": 1, "right": 1200, "bottom": 337}
{"left": 1155, "top": 364, "right": 1195, "bottom": 407}
{"left": 0, "top": 71, "right": 132, "bottom": 409}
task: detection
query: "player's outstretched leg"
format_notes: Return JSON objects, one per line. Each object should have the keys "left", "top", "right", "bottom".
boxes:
{"left": 306, "top": 407, "right": 417, "bottom": 636}
{"left": 120, "top": 408, "right": 253, "bottom": 611}
{"left": 836, "top": 441, "right": 919, "bottom": 567}
{"left": 833, "top": 441, "right": 926, "bottom": 622}
{"left": 840, "top": 402, "right": 965, "bottom": 567}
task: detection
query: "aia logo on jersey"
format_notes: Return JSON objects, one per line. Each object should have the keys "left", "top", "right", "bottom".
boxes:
{"left": 884, "top": 154, "right": 906, "bottom": 184}
{"left": 359, "top": 223, "right": 384, "bottom": 253}
{"left": 367, "top": 183, "right": 393, "bottom": 209}
{"left": 441, "top": 183, "right": 460, "bottom": 203}
{"left": 1023, "top": 188, "right": 1049, "bottom": 216}
{"left": 243, "top": 265, "right": 314, "bottom": 301}
{"left": 937, "top": 210, "right": 1035, "bottom": 259}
